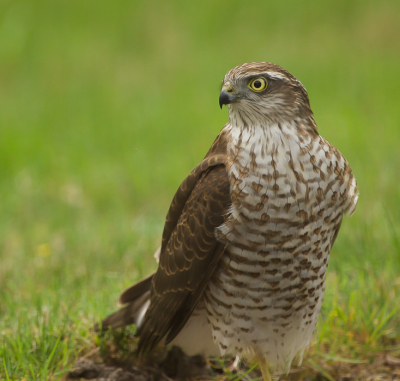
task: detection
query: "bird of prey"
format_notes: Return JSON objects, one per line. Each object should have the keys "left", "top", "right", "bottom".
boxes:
{"left": 99, "top": 62, "right": 358, "bottom": 380}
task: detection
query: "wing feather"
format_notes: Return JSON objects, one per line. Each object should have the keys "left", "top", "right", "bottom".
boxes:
{"left": 98, "top": 128, "right": 230, "bottom": 352}
{"left": 137, "top": 164, "right": 230, "bottom": 355}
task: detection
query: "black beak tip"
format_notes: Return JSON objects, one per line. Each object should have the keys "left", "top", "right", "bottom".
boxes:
{"left": 219, "top": 90, "right": 232, "bottom": 109}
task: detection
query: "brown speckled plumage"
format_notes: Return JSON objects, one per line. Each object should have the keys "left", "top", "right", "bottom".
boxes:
{"left": 99, "top": 62, "right": 358, "bottom": 378}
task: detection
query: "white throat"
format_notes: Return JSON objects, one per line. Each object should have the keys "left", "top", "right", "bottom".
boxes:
{"left": 226, "top": 113, "right": 310, "bottom": 172}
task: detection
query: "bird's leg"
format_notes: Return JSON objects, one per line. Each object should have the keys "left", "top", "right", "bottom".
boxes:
{"left": 257, "top": 354, "right": 272, "bottom": 381}
{"left": 213, "top": 355, "right": 240, "bottom": 381}
{"left": 228, "top": 355, "right": 240, "bottom": 372}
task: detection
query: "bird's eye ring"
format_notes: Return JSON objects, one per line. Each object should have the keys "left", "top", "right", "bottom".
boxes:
{"left": 248, "top": 77, "right": 267, "bottom": 92}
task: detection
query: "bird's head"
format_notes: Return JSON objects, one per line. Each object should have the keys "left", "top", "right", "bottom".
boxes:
{"left": 219, "top": 62, "right": 314, "bottom": 126}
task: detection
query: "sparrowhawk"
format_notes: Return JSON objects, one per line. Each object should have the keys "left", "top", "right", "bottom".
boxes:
{"left": 99, "top": 62, "right": 358, "bottom": 380}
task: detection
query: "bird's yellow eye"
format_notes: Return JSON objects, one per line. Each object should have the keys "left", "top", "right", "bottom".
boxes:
{"left": 248, "top": 77, "right": 267, "bottom": 92}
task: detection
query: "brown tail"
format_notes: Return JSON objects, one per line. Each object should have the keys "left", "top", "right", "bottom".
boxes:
{"left": 95, "top": 273, "right": 155, "bottom": 332}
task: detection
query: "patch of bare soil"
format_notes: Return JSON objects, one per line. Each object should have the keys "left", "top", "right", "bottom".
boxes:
{"left": 67, "top": 346, "right": 228, "bottom": 381}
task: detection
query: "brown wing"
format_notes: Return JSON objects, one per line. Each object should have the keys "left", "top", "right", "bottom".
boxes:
{"left": 119, "top": 272, "right": 154, "bottom": 304}
{"left": 160, "top": 127, "right": 229, "bottom": 253}
{"left": 137, "top": 163, "right": 231, "bottom": 355}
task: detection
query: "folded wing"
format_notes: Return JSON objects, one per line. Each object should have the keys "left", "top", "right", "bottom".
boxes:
{"left": 137, "top": 163, "right": 231, "bottom": 354}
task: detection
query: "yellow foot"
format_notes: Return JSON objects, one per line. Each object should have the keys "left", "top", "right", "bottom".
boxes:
{"left": 257, "top": 354, "right": 272, "bottom": 381}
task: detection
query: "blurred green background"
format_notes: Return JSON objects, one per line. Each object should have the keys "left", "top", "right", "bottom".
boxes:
{"left": 1, "top": 0, "right": 400, "bottom": 378}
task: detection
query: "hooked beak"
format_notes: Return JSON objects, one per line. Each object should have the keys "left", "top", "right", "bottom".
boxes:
{"left": 219, "top": 84, "right": 237, "bottom": 109}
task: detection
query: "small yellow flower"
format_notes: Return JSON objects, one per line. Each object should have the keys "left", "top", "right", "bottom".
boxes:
{"left": 329, "top": 310, "right": 338, "bottom": 318}
{"left": 36, "top": 243, "right": 51, "bottom": 257}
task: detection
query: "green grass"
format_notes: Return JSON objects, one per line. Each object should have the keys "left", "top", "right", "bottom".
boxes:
{"left": 1, "top": 0, "right": 400, "bottom": 379}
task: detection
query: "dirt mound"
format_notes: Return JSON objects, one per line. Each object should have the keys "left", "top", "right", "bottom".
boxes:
{"left": 67, "top": 346, "right": 216, "bottom": 381}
